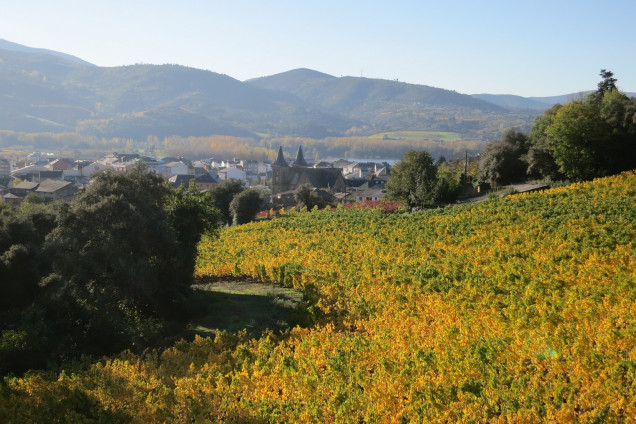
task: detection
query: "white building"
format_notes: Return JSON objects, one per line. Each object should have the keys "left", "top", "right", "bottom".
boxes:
{"left": 163, "top": 161, "right": 189, "bottom": 177}
{"left": 0, "top": 158, "right": 10, "bottom": 177}
{"left": 79, "top": 161, "right": 112, "bottom": 177}
{"left": 217, "top": 167, "right": 247, "bottom": 183}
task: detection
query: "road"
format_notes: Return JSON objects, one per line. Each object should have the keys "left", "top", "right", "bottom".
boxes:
{"left": 457, "top": 183, "right": 549, "bottom": 204}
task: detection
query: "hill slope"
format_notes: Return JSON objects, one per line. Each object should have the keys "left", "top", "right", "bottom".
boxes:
{"left": 0, "top": 46, "right": 352, "bottom": 138}
{"left": 473, "top": 91, "right": 636, "bottom": 110}
{"left": 0, "top": 41, "right": 538, "bottom": 142}
{"left": 3, "top": 40, "right": 625, "bottom": 144}
{"left": 3, "top": 171, "right": 634, "bottom": 422}
{"left": 248, "top": 68, "right": 526, "bottom": 135}
{"left": 194, "top": 171, "right": 636, "bottom": 421}
{"left": 0, "top": 38, "right": 94, "bottom": 66}
{"left": 471, "top": 93, "right": 556, "bottom": 110}
{"left": 250, "top": 68, "right": 505, "bottom": 113}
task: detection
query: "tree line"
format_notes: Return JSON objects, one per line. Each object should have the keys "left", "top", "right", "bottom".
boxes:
{"left": 479, "top": 70, "right": 636, "bottom": 185}
{"left": 0, "top": 166, "right": 263, "bottom": 375}
{"left": 384, "top": 70, "right": 636, "bottom": 209}
{"left": 1, "top": 131, "right": 481, "bottom": 163}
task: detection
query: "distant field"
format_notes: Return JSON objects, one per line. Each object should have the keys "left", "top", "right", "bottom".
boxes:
{"left": 0, "top": 149, "right": 23, "bottom": 158}
{"left": 370, "top": 130, "right": 462, "bottom": 142}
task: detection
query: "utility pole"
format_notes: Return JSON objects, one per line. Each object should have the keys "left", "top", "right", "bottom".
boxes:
{"left": 464, "top": 151, "right": 468, "bottom": 180}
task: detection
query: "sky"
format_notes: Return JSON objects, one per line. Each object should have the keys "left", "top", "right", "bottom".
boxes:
{"left": 1, "top": 0, "right": 634, "bottom": 97}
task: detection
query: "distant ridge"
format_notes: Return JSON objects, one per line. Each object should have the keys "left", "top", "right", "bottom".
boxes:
{"left": 249, "top": 68, "right": 505, "bottom": 112}
{"left": 247, "top": 68, "right": 336, "bottom": 90}
{"left": 247, "top": 68, "right": 512, "bottom": 135}
{"left": 2, "top": 38, "right": 629, "bottom": 143}
{"left": 0, "top": 38, "right": 95, "bottom": 66}
{"left": 471, "top": 94, "right": 556, "bottom": 110}
{"left": 0, "top": 43, "right": 351, "bottom": 138}
{"left": 473, "top": 91, "right": 636, "bottom": 110}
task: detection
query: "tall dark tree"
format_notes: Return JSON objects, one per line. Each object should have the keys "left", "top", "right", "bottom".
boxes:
{"left": 43, "top": 166, "right": 179, "bottom": 354}
{"left": 293, "top": 183, "right": 326, "bottom": 210}
{"left": 545, "top": 72, "right": 636, "bottom": 181}
{"left": 41, "top": 164, "right": 218, "bottom": 357}
{"left": 1, "top": 166, "right": 222, "bottom": 374}
{"left": 229, "top": 188, "right": 263, "bottom": 225}
{"left": 526, "top": 104, "right": 564, "bottom": 180}
{"left": 478, "top": 129, "right": 529, "bottom": 185}
{"left": 209, "top": 179, "right": 245, "bottom": 226}
{"left": 593, "top": 69, "right": 618, "bottom": 102}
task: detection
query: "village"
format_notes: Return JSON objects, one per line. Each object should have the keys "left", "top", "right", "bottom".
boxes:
{"left": 0, "top": 146, "right": 391, "bottom": 209}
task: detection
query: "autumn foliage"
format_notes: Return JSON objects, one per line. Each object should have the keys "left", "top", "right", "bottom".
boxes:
{"left": 1, "top": 171, "right": 635, "bottom": 423}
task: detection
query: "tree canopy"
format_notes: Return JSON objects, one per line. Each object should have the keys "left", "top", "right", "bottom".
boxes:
{"left": 208, "top": 179, "right": 246, "bottom": 226}
{"left": 229, "top": 188, "right": 263, "bottom": 225}
{"left": 0, "top": 165, "right": 220, "bottom": 374}
{"left": 546, "top": 88, "right": 636, "bottom": 180}
{"left": 593, "top": 69, "right": 617, "bottom": 102}
{"left": 478, "top": 129, "right": 529, "bottom": 186}
{"left": 525, "top": 104, "right": 564, "bottom": 180}
{"left": 386, "top": 149, "right": 456, "bottom": 208}
{"left": 479, "top": 70, "right": 636, "bottom": 183}
{"left": 294, "top": 183, "right": 326, "bottom": 210}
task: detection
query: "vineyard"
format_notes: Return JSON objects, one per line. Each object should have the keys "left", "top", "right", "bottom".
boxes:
{"left": 1, "top": 172, "right": 635, "bottom": 423}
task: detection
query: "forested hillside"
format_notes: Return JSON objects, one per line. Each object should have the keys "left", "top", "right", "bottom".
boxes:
{"left": 0, "top": 43, "right": 354, "bottom": 139}
{"left": 1, "top": 171, "right": 633, "bottom": 422}
{"left": 248, "top": 68, "right": 534, "bottom": 136}
{"left": 1, "top": 40, "right": 543, "bottom": 147}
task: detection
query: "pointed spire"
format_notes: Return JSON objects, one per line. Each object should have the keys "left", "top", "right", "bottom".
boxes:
{"left": 293, "top": 146, "right": 308, "bottom": 167}
{"left": 273, "top": 146, "right": 288, "bottom": 167}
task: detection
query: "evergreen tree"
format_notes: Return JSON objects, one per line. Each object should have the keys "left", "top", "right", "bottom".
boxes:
{"left": 2, "top": 164, "right": 221, "bottom": 368}
{"left": 478, "top": 129, "right": 529, "bottom": 185}
{"left": 229, "top": 188, "right": 263, "bottom": 225}
{"left": 294, "top": 183, "right": 326, "bottom": 210}
{"left": 209, "top": 179, "right": 245, "bottom": 226}
{"left": 593, "top": 69, "right": 618, "bottom": 103}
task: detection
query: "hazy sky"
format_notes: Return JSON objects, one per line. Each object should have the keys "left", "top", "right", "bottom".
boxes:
{"left": 1, "top": 0, "right": 634, "bottom": 97}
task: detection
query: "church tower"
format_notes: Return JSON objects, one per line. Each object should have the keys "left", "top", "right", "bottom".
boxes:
{"left": 293, "top": 145, "right": 308, "bottom": 167}
{"left": 272, "top": 146, "right": 291, "bottom": 194}
{"left": 273, "top": 146, "right": 288, "bottom": 167}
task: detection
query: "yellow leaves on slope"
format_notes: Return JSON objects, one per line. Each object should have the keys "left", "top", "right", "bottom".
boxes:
{"left": 3, "top": 171, "right": 634, "bottom": 422}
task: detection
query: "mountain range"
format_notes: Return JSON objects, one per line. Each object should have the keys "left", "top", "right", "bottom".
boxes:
{"left": 2, "top": 38, "right": 628, "bottom": 143}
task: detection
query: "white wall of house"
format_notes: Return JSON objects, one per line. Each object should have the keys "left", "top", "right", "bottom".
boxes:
{"left": 355, "top": 190, "right": 385, "bottom": 202}
{"left": 0, "top": 158, "right": 11, "bottom": 177}
{"left": 62, "top": 168, "right": 80, "bottom": 178}
{"left": 11, "top": 164, "right": 48, "bottom": 177}
{"left": 148, "top": 163, "right": 169, "bottom": 177}
{"left": 218, "top": 167, "right": 247, "bottom": 183}
{"left": 81, "top": 162, "right": 111, "bottom": 177}
{"left": 164, "top": 161, "right": 189, "bottom": 177}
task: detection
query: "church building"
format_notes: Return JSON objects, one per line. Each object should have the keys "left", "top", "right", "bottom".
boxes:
{"left": 271, "top": 146, "right": 345, "bottom": 194}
